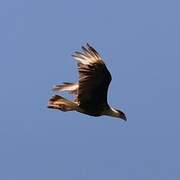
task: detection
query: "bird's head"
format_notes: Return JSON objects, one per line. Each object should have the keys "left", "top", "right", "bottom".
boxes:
{"left": 104, "top": 107, "right": 127, "bottom": 121}
{"left": 114, "top": 109, "right": 127, "bottom": 121}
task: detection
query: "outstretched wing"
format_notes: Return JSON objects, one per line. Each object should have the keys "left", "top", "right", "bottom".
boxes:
{"left": 52, "top": 82, "right": 78, "bottom": 95}
{"left": 72, "top": 43, "right": 112, "bottom": 113}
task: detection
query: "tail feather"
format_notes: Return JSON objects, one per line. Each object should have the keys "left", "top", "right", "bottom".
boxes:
{"left": 52, "top": 82, "right": 78, "bottom": 95}
{"left": 48, "top": 95, "right": 78, "bottom": 112}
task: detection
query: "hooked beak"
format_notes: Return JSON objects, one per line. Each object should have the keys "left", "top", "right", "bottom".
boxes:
{"left": 121, "top": 114, "right": 127, "bottom": 121}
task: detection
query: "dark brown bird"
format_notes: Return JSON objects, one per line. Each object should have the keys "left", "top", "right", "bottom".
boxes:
{"left": 48, "top": 43, "right": 127, "bottom": 120}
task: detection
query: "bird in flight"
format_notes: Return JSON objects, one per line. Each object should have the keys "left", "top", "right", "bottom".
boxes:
{"left": 48, "top": 43, "right": 127, "bottom": 121}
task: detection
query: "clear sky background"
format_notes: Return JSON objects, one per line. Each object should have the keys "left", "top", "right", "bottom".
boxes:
{"left": 1, "top": 0, "right": 180, "bottom": 179}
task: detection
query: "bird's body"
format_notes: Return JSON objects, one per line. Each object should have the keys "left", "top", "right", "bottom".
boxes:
{"left": 48, "top": 43, "right": 127, "bottom": 120}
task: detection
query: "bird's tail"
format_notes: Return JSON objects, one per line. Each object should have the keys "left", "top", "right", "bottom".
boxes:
{"left": 47, "top": 95, "right": 78, "bottom": 112}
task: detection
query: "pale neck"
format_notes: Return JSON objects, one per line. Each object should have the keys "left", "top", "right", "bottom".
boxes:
{"left": 103, "top": 107, "right": 120, "bottom": 118}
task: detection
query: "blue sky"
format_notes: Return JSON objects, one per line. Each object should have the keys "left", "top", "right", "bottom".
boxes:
{"left": 1, "top": 0, "right": 180, "bottom": 179}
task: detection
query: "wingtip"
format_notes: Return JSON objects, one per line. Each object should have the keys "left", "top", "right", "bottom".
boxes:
{"left": 86, "top": 42, "right": 91, "bottom": 47}
{"left": 71, "top": 53, "right": 75, "bottom": 57}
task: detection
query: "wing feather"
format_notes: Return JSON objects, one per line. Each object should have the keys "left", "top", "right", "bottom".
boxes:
{"left": 72, "top": 43, "right": 112, "bottom": 114}
{"left": 52, "top": 82, "right": 78, "bottom": 95}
